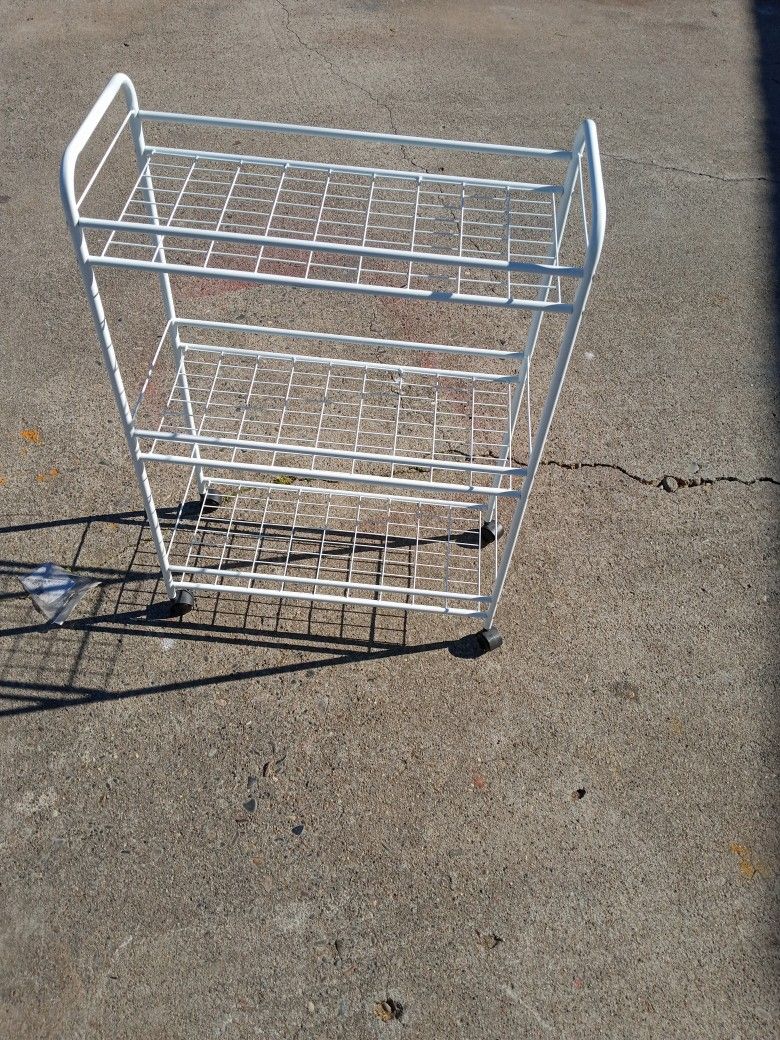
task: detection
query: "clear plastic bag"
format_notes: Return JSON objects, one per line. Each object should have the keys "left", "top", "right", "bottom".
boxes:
{"left": 19, "top": 563, "right": 100, "bottom": 625}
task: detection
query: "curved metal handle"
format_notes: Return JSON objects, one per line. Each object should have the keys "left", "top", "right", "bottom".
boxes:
{"left": 575, "top": 118, "right": 606, "bottom": 276}
{"left": 60, "top": 73, "right": 140, "bottom": 226}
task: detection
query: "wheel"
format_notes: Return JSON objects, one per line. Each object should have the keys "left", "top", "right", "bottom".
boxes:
{"left": 476, "top": 627, "right": 503, "bottom": 653}
{"left": 479, "top": 520, "right": 504, "bottom": 546}
{"left": 200, "top": 490, "right": 222, "bottom": 512}
{"left": 166, "top": 589, "right": 195, "bottom": 617}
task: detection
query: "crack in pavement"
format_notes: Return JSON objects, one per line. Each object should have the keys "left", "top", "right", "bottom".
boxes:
{"left": 269, "top": 0, "right": 499, "bottom": 293}
{"left": 603, "top": 151, "right": 773, "bottom": 184}
{"left": 270, "top": 0, "right": 427, "bottom": 172}
{"left": 527, "top": 459, "right": 780, "bottom": 492}
{"left": 445, "top": 449, "right": 778, "bottom": 493}
{"left": 262, "top": 3, "right": 778, "bottom": 497}
{"left": 270, "top": 0, "right": 518, "bottom": 294}
{"left": 263, "top": 17, "right": 772, "bottom": 192}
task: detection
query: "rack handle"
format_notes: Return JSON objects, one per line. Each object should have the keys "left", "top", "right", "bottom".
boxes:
{"left": 574, "top": 118, "right": 606, "bottom": 276}
{"left": 60, "top": 73, "right": 139, "bottom": 225}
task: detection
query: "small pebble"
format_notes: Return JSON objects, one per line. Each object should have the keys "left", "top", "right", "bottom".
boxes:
{"left": 307, "top": 1001, "right": 315, "bottom": 1013}
{"left": 243, "top": 797, "right": 257, "bottom": 813}
{"left": 374, "top": 998, "right": 404, "bottom": 1022}
{"left": 292, "top": 824, "right": 304, "bottom": 836}
{"left": 613, "top": 679, "right": 639, "bottom": 702}
{"left": 661, "top": 476, "right": 678, "bottom": 493}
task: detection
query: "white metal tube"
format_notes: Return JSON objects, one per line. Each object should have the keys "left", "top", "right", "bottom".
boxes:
{"left": 144, "top": 144, "right": 563, "bottom": 194}
{"left": 169, "top": 564, "right": 489, "bottom": 603}
{"left": 482, "top": 126, "right": 585, "bottom": 516}
{"left": 203, "top": 475, "right": 486, "bottom": 511}
{"left": 485, "top": 120, "right": 606, "bottom": 628}
{"left": 59, "top": 74, "right": 177, "bottom": 599}
{"left": 60, "top": 73, "right": 139, "bottom": 215}
{"left": 138, "top": 109, "right": 572, "bottom": 161}
{"left": 126, "top": 109, "right": 207, "bottom": 496}
{"left": 174, "top": 317, "right": 520, "bottom": 360}
{"left": 135, "top": 426, "right": 526, "bottom": 478}
{"left": 80, "top": 216, "right": 584, "bottom": 277}
{"left": 179, "top": 340, "right": 521, "bottom": 381}
{"left": 172, "top": 579, "right": 486, "bottom": 617}
{"left": 87, "top": 255, "right": 575, "bottom": 312}
{"left": 139, "top": 451, "right": 524, "bottom": 498}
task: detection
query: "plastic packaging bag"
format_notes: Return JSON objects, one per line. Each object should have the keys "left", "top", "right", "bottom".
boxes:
{"left": 19, "top": 563, "right": 100, "bottom": 625}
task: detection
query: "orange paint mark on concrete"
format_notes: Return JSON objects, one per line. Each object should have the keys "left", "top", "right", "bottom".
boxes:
{"left": 0, "top": 475, "right": 6, "bottom": 487}
{"left": 20, "top": 427, "right": 42, "bottom": 445}
{"left": 35, "top": 467, "right": 60, "bottom": 483}
{"left": 729, "top": 842, "right": 771, "bottom": 880}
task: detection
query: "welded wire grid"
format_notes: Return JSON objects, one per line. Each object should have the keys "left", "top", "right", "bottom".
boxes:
{"left": 138, "top": 343, "right": 520, "bottom": 489}
{"left": 93, "top": 153, "right": 561, "bottom": 302}
{"left": 165, "top": 479, "right": 492, "bottom": 613}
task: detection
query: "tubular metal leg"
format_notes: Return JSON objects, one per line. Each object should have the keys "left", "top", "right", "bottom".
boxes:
{"left": 67, "top": 239, "right": 177, "bottom": 600}
{"left": 128, "top": 112, "right": 207, "bottom": 496}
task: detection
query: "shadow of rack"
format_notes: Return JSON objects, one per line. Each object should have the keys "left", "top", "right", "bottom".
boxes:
{"left": 0, "top": 507, "right": 477, "bottom": 718}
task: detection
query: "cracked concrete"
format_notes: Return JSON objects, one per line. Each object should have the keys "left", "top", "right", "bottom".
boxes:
{"left": 531, "top": 460, "right": 780, "bottom": 492}
{"left": 270, "top": 0, "right": 428, "bottom": 174}
{"left": 603, "top": 152, "right": 775, "bottom": 184}
{"left": 0, "top": 1, "right": 779, "bottom": 1038}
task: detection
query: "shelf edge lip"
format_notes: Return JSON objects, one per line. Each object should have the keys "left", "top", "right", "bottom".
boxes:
{"left": 134, "top": 426, "right": 528, "bottom": 479}
{"left": 167, "top": 564, "right": 492, "bottom": 604}
{"left": 136, "top": 451, "right": 524, "bottom": 498}
{"left": 79, "top": 217, "right": 583, "bottom": 277}
{"left": 85, "top": 256, "right": 575, "bottom": 313}
{"left": 137, "top": 109, "right": 573, "bottom": 161}
{"left": 141, "top": 144, "right": 565, "bottom": 194}
{"left": 176, "top": 339, "right": 522, "bottom": 381}
{"left": 169, "top": 578, "right": 488, "bottom": 616}
{"left": 194, "top": 475, "right": 489, "bottom": 511}
{"left": 174, "top": 317, "right": 526, "bottom": 362}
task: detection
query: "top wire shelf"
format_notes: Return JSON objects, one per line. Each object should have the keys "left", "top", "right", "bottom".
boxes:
{"left": 97, "top": 154, "right": 566, "bottom": 306}
{"left": 62, "top": 82, "right": 603, "bottom": 312}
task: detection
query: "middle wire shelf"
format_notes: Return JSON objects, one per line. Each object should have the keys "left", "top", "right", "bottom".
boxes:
{"left": 133, "top": 319, "right": 528, "bottom": 497}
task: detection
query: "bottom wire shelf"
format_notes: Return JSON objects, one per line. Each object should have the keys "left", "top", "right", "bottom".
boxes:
{"left": 163, "top": 478, "right": 497, "bottom": 616}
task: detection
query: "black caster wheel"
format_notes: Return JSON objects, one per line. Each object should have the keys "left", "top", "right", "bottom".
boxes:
{"left": 200, "top": 491, "right": 222, "bottom": 512}
{"left": 479, "top": 520, "right": 504, "bottom": 546}
{"left": 476, "top": 627, "right": 503, "bottom": 653}
{"left": 166, "top": 590, "right": 195, "bottom": 617}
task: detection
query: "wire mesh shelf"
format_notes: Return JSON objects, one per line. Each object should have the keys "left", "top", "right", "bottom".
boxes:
{"left": 165, "top": 478, "right": 494, "bottom": 615}
{"left": 87, "top": 153, "right": 569, "bottom": 308}
{"left": 61, "top": 75, "right": 605, "bottom": 638}
{"left": 133, "top": 321, "right": 525, "bottom": 494}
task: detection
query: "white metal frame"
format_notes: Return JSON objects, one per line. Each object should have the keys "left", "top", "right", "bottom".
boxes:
{"left": 60, "top": 73, "right": 605, "bottom": 639}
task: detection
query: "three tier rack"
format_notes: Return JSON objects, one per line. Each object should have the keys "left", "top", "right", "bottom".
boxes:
{"left": 60, "top": 74, "right": 605, "bottom": 651}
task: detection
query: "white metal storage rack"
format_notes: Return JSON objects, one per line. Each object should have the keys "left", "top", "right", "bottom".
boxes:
{"left": 61, "top": 74, "right": 605, "bottom": 650}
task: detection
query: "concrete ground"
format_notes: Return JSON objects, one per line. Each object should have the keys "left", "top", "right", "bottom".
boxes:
{"left": 1, "top": 1, "right": 778, "bottom": 1037}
